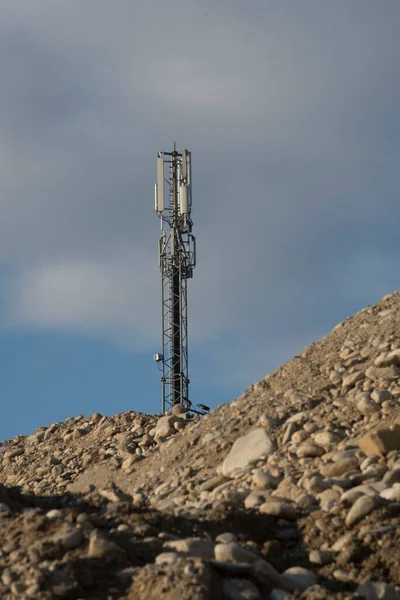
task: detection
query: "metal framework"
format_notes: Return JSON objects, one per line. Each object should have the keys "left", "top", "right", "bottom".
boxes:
{"left": 154, "top": 144, "right": 196, "bottom": 413}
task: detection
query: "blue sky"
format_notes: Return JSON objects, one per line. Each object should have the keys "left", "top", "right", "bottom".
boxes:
{"left": 0, "top": 0, "right": 399, "bottom": 441}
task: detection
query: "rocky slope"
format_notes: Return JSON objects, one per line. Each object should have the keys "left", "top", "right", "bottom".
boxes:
{"left": 1, "top": 291, "right": 400, "bottom": 599}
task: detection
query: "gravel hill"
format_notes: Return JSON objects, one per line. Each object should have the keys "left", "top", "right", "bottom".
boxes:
{"left": 1, "top": 290, "right": 400, "bottom": 599}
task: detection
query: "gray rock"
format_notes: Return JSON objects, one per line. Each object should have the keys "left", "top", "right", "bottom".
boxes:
{"left": 270, "top": 591, "right": 290, "bottom": 600}
{"left": 252, "top": 471, "right": 279, "bottom": 489}
{"left": 321, "top": 457, "right": 359, "bottom": 478}
{"left": 244, "top": 491, "right": 270, "bottom": 509}
{"left": 380, "top": 486, "right": 400, "bottom": 501}
{"left": 259, "top": 502, "right": 298, "bottom": 520}
{"left": 282, "top": 423, "right": 297, "bottom": 445}
{"left": 341, "top": 483, "right": 387, "bottom": 505}
{"left": 155, "top": 552, "right": 180, "bottom": 565}
{"left": 371, "top": 389, "right": 391, "bottom": 403}
{"left": 356, "top": 580, "right": 400, "bottom": 600}
{"left": 345, "top": 495, "right": 382, "bottom": 527}
{"left": 214, "top": 543, "right": 261, "bottom": 565}
{"left": 383, "top": 468, "right": 400, "bottom": 485}
{"left": 199, "top": 475, "right": 229, "bottom": 492}
{"left": 296, "top": 441, "right": 325, "bottom": 458}
{"left": 357, "top": 397, "right": 380, "bottom": 415}
{"left": 222, "top": 429, "right": 276, "bottom": 477}
{"left": 281, "top": 566, "right": 317, "bottom": 592}
{"left": 309, "top": 550, "right": 334, "bottom": 565}
{"left": 88, "top": 531, "right": 123, "bottom": 559}
{"left": 222, "top": 578, "right": 262, "bottom": 600}
{"left": 58, "top": 528, "right": 84, "bottom": 550}
{"left": 365, "top": 365, "right": 400, "bottom": 381}
{"left": 164, "top": 538, "right": 215, "bottom": 559}
{"left": 215, "top": 532, "right": 238, "bottom": 544}
{"left": 342, "top": 370, "right": 364, "bottom": 391}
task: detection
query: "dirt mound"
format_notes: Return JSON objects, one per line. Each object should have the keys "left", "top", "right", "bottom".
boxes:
{"left": 1, "top": 290, "right": 400, "bottom": 598}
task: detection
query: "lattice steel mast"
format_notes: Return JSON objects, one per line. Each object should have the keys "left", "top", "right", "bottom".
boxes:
{"left": 154, "top": 144, "right": 196, "bottom": 414}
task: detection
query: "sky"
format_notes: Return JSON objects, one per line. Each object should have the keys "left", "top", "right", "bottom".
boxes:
{"left": 0, "top": 0, "right": 399, "bottom": 441}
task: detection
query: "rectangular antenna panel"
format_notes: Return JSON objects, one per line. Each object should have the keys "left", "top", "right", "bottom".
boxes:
{"left": 181, "top": 150, "right": 187, "bottom": 179}
{"left": 179, "top": 183, "right": 188, "bottom": 215}
{"left": 187, "top": 151, "right": 191, "bottom": 185}
{"left": 156, "top": 156, "right": 164, "bottom": 212}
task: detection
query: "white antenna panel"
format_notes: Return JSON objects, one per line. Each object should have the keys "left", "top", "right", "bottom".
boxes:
{"left": 181, "top": 150, "right": 187, "bottom": 179}
{"left": 179, "top": 184, "right": 188, "bottom": 215}
{"left": 156, "top": 157, "right": 164, "bottom": 212}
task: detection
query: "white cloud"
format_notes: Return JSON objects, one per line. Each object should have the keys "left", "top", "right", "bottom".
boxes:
{"left": 0, "top": 0, "right": 399, "bottom": 386}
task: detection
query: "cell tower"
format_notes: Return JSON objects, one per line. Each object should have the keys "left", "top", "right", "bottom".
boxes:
{"left": 153, "top": 144, "right": 197, "bottom": 414}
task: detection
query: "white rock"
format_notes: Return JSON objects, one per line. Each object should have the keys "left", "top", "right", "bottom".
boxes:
{"left": 222, "top": 429, "right": 276, "bottom": 477}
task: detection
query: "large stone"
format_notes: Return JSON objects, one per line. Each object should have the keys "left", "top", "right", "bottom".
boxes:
{"left": 365, "top": 365, "right": 400, "bottom": 381}
{"left": 222, "top": 429, "right": 276, "bottom": 477}
{"left": 359, "top": 430, "right": 400, "bottom": 457}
